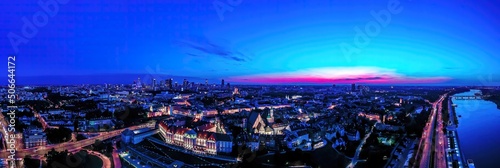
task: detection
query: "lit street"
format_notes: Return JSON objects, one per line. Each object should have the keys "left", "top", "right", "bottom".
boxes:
{"left": 0, "top": 122, "right": 153, "bottom": 159}
{"left": 415, "top": 94, "right": 446, "bottom": 168}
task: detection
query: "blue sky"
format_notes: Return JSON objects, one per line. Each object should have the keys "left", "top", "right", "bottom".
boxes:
{"left": 1, "top": 0, "right": 499, "bottom": 85}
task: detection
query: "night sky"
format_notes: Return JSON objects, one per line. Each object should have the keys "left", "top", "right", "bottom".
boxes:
{"left": 1, "top": 0, "right": 499, "bottom": 85}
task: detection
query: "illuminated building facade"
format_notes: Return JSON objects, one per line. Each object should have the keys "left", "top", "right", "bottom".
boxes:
{"left": 158, "top": 121, "right": 233, "bottom": 155}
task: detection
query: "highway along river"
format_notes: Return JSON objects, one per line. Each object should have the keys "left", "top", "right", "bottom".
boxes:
{"left": 453, "top": 90, "right": 500, "bottom": 167}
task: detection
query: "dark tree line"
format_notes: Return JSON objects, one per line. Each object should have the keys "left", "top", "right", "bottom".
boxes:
{"left": 114, "top": 107, "right": 147, "bottom": 127}
{"left": 45, "top": 149, "right": 89, "bottom": 168}
{"left": 46, "top": 126, "right": 72, "bottom": 144}
{"left": 481, "top": 89, "right": 500, "bottom": 109}
{"left": 405, "top": 107, "right": 432, "bottom": 136}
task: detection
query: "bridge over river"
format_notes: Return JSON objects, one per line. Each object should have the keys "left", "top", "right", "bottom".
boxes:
{"left": 451, "top": 95, "right": 486, "bottom": 100}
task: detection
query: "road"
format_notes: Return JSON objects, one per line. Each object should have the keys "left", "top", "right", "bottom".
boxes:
{"left": 434, "top": 95, "right": 446, "bottom": 168}
{"left": 396, "top": 139, "right": 417, "bottom": 168}
{"left": 31, "top": 107, "right": 50, "bottom": 131}
{"left": 415, "top": 94, "right": 446, "bottom": 168}
{"left": 112, "top": 141, "right": 122, "bottom": 168}
{"left": 0, "top": 122, "right": 153, "bottom": 159}
{"left": 88, "top": 150, "right": 111, "bottom": 168}
{"left": 346, "top": 126, "right": 374, "bottom": 168}
{"left": 0, "top": 112, "right": 10, "bottom": 150}
{"left": 0, "top": 111, "right": 24, "bottom": 151}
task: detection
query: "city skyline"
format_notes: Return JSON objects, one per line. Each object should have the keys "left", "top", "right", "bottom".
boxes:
{"left": 1, "top": 0, "right": 499, "bottom": 85}
{"left": 3, "top": 1, "right": 500, "bottom": 167}
{"left": 5, "top": 74, "right": 493, "bottom": 86}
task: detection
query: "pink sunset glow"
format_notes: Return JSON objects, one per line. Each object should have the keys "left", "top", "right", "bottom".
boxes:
{"left": 229, "top": 67, "right": 451, "bottom": 84}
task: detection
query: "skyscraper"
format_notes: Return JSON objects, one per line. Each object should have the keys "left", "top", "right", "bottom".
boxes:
{"left": 351, "top": 83, "right": 356, "bottom": 92}
{"left": 183, "top": 79, "right": 188, "bottom": 88}
{"left": 205, "top": 79, "right": 208, "bottom": 86}
{"left": 167, "top": 78, "right": 173, "bottom": 89}
{"left": 137, "top": 77, "right": 142, "bottom": 88}
{"left": 221, "top": 79, "right": 225, "bottom": 88}
{"left": 160, "top": 80, "right": 164, "bottom": 88}
{"left": 153, "top": 78, "right": 156, "bottom": 89}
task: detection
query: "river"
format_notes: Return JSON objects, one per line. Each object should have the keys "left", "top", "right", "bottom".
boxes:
{"left": 453, "top": 89, "right": 500, "bottom": 167}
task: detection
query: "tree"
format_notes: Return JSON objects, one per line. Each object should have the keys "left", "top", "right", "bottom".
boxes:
{"left": 230, "top": 126, "right": 242, "bottom": 140}
{"left": 102, "top": 110, "right": 112, "bottom": 118}
{"left": 92, "top": 139, "right": 105, "bottom": 151}
{"left": 73, "top": 119, "right": 79, "bottom": 132}
{"left": 118, "top": 107, "right": 147, "bottom": 126}
{"left": 24, "top": 155, "right": 39, "bottom": 168}
{"left": 31, "top": 120, "right": 43, "bottom": 128}
{"left": 293, "top": 148, "right": 303, "bottom": 161}
{"left": 106, "top": 143, "right": 114, "bottom": 153}
{"left": 76, "top": 134, "right": 87, "bottom": 141}
{"left": 116, "top": 141, "right": 122, "bottom": 149}
{"left": 103, "top": 124, "right": 110, "bottom": 131}
{"left": 46, "top": 126, "right": 72, "bottom": 143}
{"left": 46, "top": 148, "right": 57, "bottom": 160}
{"left": 366, "top": 132, "right": 379, "bottom": 145}
{"left": 273, "top": 146, "right": 287, "bottom": 166}
{"left": 45, "top": 148, "right": 70, "bottom": 167}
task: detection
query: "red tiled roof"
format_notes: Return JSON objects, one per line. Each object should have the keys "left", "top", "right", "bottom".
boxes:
{"left": 166, "top": 125, "right": 179, "bottom": 133}
{"left": 159, "top": 122, "right": 168, "bottom": 129}
{"left": 208, "top": 133, "right": 232, "bottom": 142}
{"left": 197, "top": 131, "right": 213, "bottom": 139}
{"left": 196, "top": 123, "right": 215, "bottom": 131}
{"left": 175, "top": 127, "right": 190, "bottom": 135}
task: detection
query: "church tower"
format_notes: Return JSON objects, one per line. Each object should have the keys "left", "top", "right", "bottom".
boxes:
{"left": 215, "top": 117, "right": 226, "bottom": 134}
{"left": 267, "top": 107, "right": 275, "bottom": 124}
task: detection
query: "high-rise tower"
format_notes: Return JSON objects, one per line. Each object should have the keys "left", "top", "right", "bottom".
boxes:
{"left": 153, "top": 78, "right": 156, "bottom": 89}
{"left": 137, "top": 77, "right": 142, "bottom": 88}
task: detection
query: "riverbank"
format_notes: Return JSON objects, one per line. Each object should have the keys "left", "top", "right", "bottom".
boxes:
{"left": 449, "top": 99, "right": 459, "bottom": 125}
{"left": 453, "top": 90, "right": 500, "bottom": 167}
{"left": 447, "top": 96, "right": 457, "bottom": 127}
{"left": 484, "top": 96, "right": 500, "bottom": 109}
{"left": 480, "top": 89, "right": 500, "bottom": 110}
{"left": 443, "top": 88, "right": 470, "bottom": 124}
{"left": 445, "top": 94, "right": 467, "bottom": 166}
